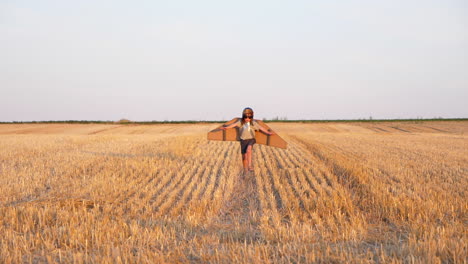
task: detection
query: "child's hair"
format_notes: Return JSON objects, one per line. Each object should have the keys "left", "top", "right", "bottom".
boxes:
{"left": 241, "top": 107, "right": 254, "bottom": 126}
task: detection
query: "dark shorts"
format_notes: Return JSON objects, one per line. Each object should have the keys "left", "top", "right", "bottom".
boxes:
{"left": 240, "top": 138, "right": 256, "bottom": 154}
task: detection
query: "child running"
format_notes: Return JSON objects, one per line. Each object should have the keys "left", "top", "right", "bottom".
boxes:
{"left": 221, "top": 107, "right": 274, "bottom": 173}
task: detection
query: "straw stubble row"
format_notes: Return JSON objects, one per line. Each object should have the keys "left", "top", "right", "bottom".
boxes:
{"left": 0, "top": 122, "right": 466, "bottom": 263}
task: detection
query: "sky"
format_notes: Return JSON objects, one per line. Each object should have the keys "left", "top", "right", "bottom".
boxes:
{"left": 1, "top": 0, "right": 467, "bottom": 121}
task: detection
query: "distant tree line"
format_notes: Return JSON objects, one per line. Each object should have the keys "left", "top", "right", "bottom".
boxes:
{"left": 0, "top": 118, "right": 466, "bottom": 124}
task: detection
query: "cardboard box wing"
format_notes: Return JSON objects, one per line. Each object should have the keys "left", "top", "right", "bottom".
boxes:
{"left": 207, "top": 118, "right": 287, "bottom": 149}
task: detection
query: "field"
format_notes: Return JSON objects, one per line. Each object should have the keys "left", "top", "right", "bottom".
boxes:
{"left": 0, "top": 121, "right": 466, "bottom": 263}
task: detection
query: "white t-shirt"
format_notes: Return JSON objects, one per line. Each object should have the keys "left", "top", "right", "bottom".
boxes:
{"left": 236, "top": 120, "right": 260, "bottom": 140}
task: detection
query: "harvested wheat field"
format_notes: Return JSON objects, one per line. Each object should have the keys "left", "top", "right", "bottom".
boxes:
{"left": 0, "top": 121, "right": 467, "bottom": 263}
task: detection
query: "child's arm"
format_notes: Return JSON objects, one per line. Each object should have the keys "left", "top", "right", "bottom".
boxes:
{"left": 258, "top": 124, "right": 275, "bottom": 135}
{"left": 220, "top": 122, "right": 239, "bottom": 130}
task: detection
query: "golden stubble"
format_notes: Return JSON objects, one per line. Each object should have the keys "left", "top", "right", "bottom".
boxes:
{"left": 0, "top": 122, "right": 466, "bottom": 263}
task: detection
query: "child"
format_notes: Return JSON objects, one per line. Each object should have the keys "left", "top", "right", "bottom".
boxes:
{"left": 221, "top": 107, "right": 274, "bottom": 173}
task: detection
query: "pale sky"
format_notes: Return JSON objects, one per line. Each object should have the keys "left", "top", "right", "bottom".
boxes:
{"left": 1, "top": 0, "right": 467, "bottom": 121}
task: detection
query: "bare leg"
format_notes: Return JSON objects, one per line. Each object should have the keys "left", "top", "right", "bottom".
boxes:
{"left": 246, "top": 145, "right": 253, "bottom": 171}
{"left": 242, "top": 153, "right": 248, "bottom": 173}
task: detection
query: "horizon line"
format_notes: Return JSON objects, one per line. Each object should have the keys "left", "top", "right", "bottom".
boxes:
{"left": 1, "top": 117, "right": 467, "bottom": 124}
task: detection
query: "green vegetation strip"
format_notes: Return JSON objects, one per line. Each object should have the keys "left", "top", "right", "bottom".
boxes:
{"left": 0, "top": 118, "right": 467, "bottom": 124}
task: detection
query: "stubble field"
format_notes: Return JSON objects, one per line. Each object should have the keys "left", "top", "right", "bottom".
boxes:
{"left": 0, "top": 121, "right": 466, "bottom": 263}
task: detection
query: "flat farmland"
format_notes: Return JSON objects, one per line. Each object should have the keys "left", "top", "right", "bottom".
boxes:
{"left": 0, "top": 121, "right": 466, "bottom": 263}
